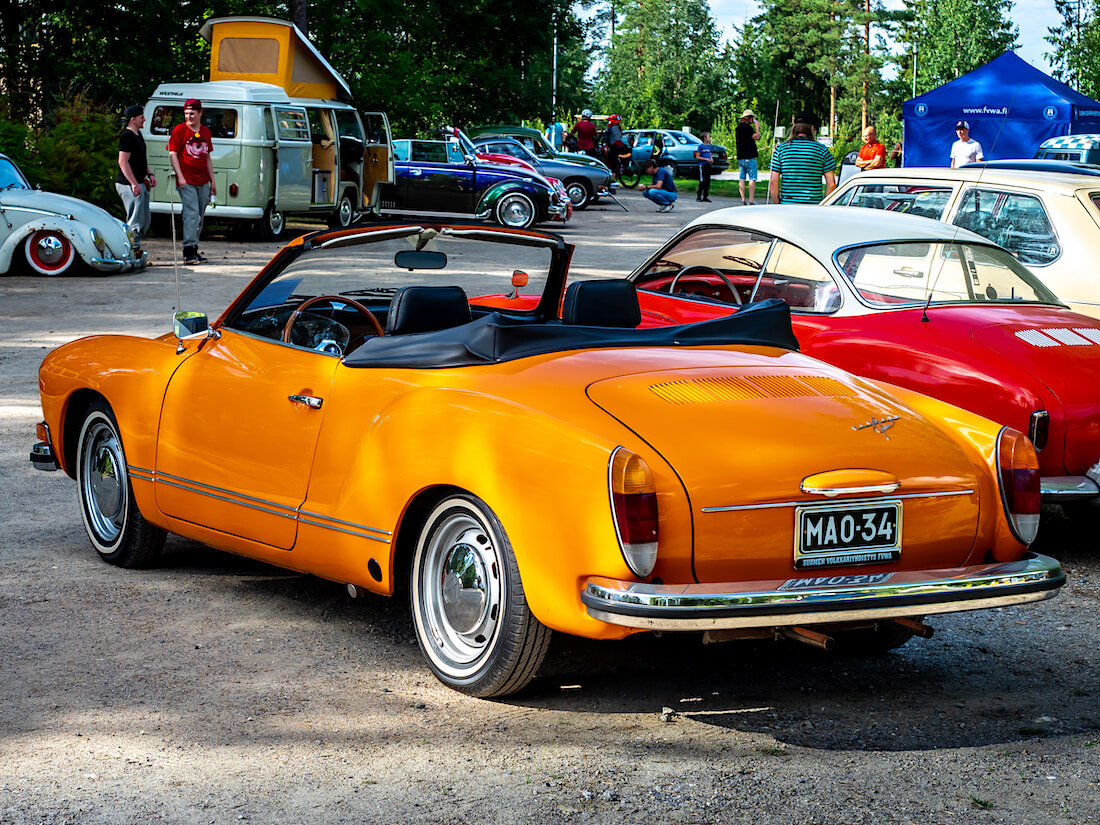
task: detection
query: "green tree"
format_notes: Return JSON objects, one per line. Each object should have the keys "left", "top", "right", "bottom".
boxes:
{"left": 595, "top": 0, "right": 732, "bottom": 130}
{"left": 1045, "top": 0, "right": 1100, "bottom": 99}
{"left": 902, "top": 0, "right": 1018, "bottom": 95}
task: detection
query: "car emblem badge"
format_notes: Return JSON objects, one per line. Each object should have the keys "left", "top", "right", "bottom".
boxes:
{"left": 853, "top": 415, "right": 900, "bottom": 440}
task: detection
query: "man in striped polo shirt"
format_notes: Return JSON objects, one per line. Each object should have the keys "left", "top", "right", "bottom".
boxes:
{"left": 768, "top": 122, "right": 837, "bottom": 204}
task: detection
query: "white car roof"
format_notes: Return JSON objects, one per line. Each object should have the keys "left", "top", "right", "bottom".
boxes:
{"left": 682, "top": 205, "right": 991, "bottom": 257}
{"left": 829, "top": 165, "right": 1100, "bottom": 196}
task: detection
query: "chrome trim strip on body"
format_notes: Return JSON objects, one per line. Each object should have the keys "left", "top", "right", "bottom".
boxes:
{"left": 701, "top": 489, "right": 976, "bottom": 513}
{"left": 581, "top": 553, "right": 1064, "bottom": 631}
{"left": 129, "top": 465, "right": 392, "bottom": 543}
{"left": 1040, "top": 475, "right": 1100, "bottom": 499}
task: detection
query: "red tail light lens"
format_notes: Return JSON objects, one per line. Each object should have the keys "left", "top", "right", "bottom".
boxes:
{"left": 608, "top": 447, "right": 658, "bottom": 577}
{"left": 997, "top": 427, "right": 1040, "bottom": 545}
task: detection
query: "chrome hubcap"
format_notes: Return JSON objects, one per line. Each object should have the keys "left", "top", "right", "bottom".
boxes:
{"left": 36, "top": 235, "right": 66, "bottom": 264}
{"left": 339, "top": 199, "right": 353, "bottom": 225}
{"left": 81, "top": 422, "right": 125, "bottom": 542}
{"left": 566, "top": 183, "right": 586, "bottom": 205}
{"left": 500, "top": 197, "right": 533, "bottom": 227}
{"left": 419, "top": 513, "right": 502, "bottom": 672}
{"left": 269, "top": 210, "right": 284, "bottom": 234}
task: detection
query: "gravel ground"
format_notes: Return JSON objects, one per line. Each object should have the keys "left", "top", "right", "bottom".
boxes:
{"left": 1, "top": 190, "right": 1097, "bottom": 824}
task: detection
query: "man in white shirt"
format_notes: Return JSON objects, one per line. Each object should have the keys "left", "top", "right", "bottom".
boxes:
{"left": 950, "top": 121, "right": 984, "bottom": 167}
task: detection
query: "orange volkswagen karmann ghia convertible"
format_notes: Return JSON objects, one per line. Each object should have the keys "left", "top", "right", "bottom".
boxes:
{"left": 31, "top": 223, "right": 1064, "bottom": 696}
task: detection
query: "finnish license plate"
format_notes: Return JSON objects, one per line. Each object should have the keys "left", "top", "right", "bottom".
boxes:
{"left": 794, "top": 500, "right": 901, "bottom": 569}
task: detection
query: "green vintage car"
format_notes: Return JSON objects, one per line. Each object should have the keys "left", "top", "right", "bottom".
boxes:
{"left": 469, "top": 125, "right": 612, "bottom": 175}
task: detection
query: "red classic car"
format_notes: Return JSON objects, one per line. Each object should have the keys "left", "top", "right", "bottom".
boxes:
{"left": 626, "top": 206, "right": 1100, "bottom": 521}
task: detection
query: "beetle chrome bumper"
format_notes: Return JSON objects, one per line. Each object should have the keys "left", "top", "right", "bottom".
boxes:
{"left": 89, "top": 250, "right": 147, "bottom": 273}
{"left": 581, "top": 553, "right": 1064, "bottom": 631}
{"left": 30, "top": 442, "right": 59, "bottom": 471}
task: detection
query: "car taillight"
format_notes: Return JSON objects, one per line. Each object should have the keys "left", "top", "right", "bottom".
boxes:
{"left": 997, "top": 427, "right": 1040, "bottom": 545}
{"left": 608, "top": 447, "right": 658, "bottom": 577}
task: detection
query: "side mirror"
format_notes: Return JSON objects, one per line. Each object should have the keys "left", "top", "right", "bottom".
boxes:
{"left": 174, "top": 310, "right": 209, "bottom": 338}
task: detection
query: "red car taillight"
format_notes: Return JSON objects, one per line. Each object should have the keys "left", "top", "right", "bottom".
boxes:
{"left": 608, "top": 447, "right": 659, "bottom": 577}
{"left": 997, "top": 427, "right": 1040, "bottom": 545}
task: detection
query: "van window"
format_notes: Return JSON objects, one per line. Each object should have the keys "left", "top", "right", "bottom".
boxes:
{"left": 150, "top": 106, "right": 239, "bottom": 139}
{"left": 361, "top": 113, "right": 389, "bottom": 145}
{"left": 275, "top": 108, "right": 310, "bottom": 141}
{"left": 952, "top": 188, "right": 1060, "bottom": 266}
{"left": 1038, "top": 149, "right": 1084, "bottom": 162}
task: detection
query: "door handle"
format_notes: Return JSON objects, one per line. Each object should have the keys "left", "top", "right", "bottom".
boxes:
{"left": 289, "top": 395, "right": 323, "bottom": 409}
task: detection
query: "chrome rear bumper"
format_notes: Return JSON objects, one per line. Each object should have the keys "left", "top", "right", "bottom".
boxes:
{"left": 1041, "top": 461, "right": 1100, "bottom": 501}
{"left": 581, "top": 553, "right": 1064, "bottom": 631}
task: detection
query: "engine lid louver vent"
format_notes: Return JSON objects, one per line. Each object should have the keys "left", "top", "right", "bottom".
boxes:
{"left": 649, "top": 374, "right": 857, "bottom": 405}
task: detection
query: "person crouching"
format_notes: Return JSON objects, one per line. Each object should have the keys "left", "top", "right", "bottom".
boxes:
{"left": 640, "top": 158, "right": 678, "bottom": 212}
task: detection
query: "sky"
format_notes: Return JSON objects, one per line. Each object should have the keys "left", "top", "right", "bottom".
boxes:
{"left": 708, "top": 0, "right": 1061, "bottom": 75}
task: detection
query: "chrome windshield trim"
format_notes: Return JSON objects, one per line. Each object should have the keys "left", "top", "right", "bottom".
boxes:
{"left": 581, "top": 553, "right": 1064, "bottom": 631}
{"left": 701, "top": 489, "right": 975, "bottom": 514}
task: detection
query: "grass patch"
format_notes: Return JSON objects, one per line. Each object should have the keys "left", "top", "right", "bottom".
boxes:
{"left": 970, "top": 796, "right": 994, "bottom": 810}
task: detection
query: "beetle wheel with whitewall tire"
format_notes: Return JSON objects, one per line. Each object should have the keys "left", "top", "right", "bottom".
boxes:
{"left": 24, "top": 230, "right": 77, "bottom": 275}
{"left": 564, "top": 179, "right": 591, "bottom": 209}
{"left": 328, "top": 191, "right": 356, "bottom": 228}
{"left": 493, "top": 192, "right": 537, "bottom": 229}
{"left": 76, "top": 400, "right": 166, "bottom": 568}
{"left": 411, "top": 494, "right": 551, "bottom": 697}
{"left": 256, "top": 203, "right": 286, "bottom": 239}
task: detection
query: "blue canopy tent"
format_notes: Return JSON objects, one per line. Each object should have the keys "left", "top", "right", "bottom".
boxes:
{"left": 901, "top": 52, "right": 1100, "bottom": 167}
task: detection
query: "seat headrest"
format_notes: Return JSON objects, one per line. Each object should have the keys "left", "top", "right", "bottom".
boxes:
{"left": 385, "top": 285, "right": 472, "bottom": 335}
{"left": 561, "top": 279, "right": 641, "bottom": 328}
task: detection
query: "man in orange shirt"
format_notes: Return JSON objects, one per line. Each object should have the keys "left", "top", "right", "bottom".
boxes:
{"left": 855, "top": 125, "right": 886, "bottom": 173}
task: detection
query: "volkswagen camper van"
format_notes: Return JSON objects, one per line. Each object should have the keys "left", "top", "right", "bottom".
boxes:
{"left": 144, "top": 17, "right": 393, "bottom": 238}
{"left": 1034, "top": 134, "right": 1100, "bottom": 165}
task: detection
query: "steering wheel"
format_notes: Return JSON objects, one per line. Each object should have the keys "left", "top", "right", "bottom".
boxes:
{"left": 282, "top": 294, "right": 384, "bottom": 346}
{"left": 667, "top": 265, "right": 743, "bottom": 305}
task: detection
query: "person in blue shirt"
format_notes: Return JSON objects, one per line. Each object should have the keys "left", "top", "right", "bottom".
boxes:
{"left": 694, "top": 131, "right": 714, "bottom": 202}
{"left": 641, "top": 158, "right": 677, "bottom": 212}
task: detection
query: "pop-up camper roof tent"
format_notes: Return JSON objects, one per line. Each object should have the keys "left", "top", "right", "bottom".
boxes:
{"left": 198, "top": 16, "right": 353, "bottom": 102}
{"left": 901, "top": 52, "right": 1100, "bottom": 167}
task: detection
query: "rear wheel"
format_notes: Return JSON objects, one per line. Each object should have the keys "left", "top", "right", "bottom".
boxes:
{"left": 24, "top": 230, "right": 76, "bottom": 275}
{"left": 411, "top": 494, "right": 551, "bottom": 697}
{"left": 76, "top": 400, "right": 166, "bottom": 568}
{"left": 493, "top": 192, "right": 537, "bottom": 229}
{"left": 660, "top": 160, "right": 679, "bottom": 178}
{"left": 256, "top": 203, "right": 285, "bottom": 239}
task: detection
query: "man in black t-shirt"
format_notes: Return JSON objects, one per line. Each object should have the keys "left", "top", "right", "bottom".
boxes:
{"left": 116, "top": 104, "right": 155, "bottom": 254}
{"left": 735, "top": 109, "right": 761, "bottom": 206}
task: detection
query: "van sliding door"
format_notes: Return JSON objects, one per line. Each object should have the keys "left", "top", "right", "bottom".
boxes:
{"left": 273, "top": 106, "right": 313, "bottom": 211}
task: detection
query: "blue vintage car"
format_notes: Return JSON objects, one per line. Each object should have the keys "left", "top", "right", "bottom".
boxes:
{"left": 381, "top": 132, "right": 568, "bottom": 229}
{"left": 623, "top": 129, "right": 730, "bottom": 177}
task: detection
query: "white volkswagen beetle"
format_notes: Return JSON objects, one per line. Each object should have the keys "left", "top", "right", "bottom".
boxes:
{"left": 0, "top": 153, "right": 145, "bottom": 276}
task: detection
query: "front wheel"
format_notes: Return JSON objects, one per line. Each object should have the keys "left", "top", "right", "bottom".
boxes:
{"left": 256, "top": 203, "right": 285, "bottom": 240}
{"left": 617, "top": 163, "right": 641, "bottom": 189}
{"left": 24, "top": 230, "right": 76, "bottom": 275}
{"left": 411, "top": 494, "right": 551, "bottom": 697}
{"left": 564, "top": 179, "right": 591, "bottom": 210}
{"left": 76, "top": 400, "right": 166, "bottom": 567}
{"left": 328, "top": 190, "right": 356, "bottom": 228}
{"left": 493, "top": 192, "right": 537, "bottom": 229}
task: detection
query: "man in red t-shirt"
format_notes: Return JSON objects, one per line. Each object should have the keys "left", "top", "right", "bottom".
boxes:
{"left": 168, "top": 98, "right": 216, "bottom": 264}
{"left": 855, "top": 125, "right": 886, "bottom": 173}
{"left": 569, "top": 109, "right": 599, "bottom": 158}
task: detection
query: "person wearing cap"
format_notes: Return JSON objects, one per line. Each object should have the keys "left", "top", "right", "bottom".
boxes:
{"left": 950, "top": 121, "right": 983, "bottom": 167}
{"left": 167, "top": 98, "right": 216, "bottom": 265}
{"left": 116, "top": 104, "right": 155, "bottom": 255}
{"left": 569, "top": 109, "right": 598, "bottom": 158}
{"left": 735, "top": 109, "right": 761, "bottom": 206}
{"left": 604, "top": 114, "right": 628, "bottom": 175}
